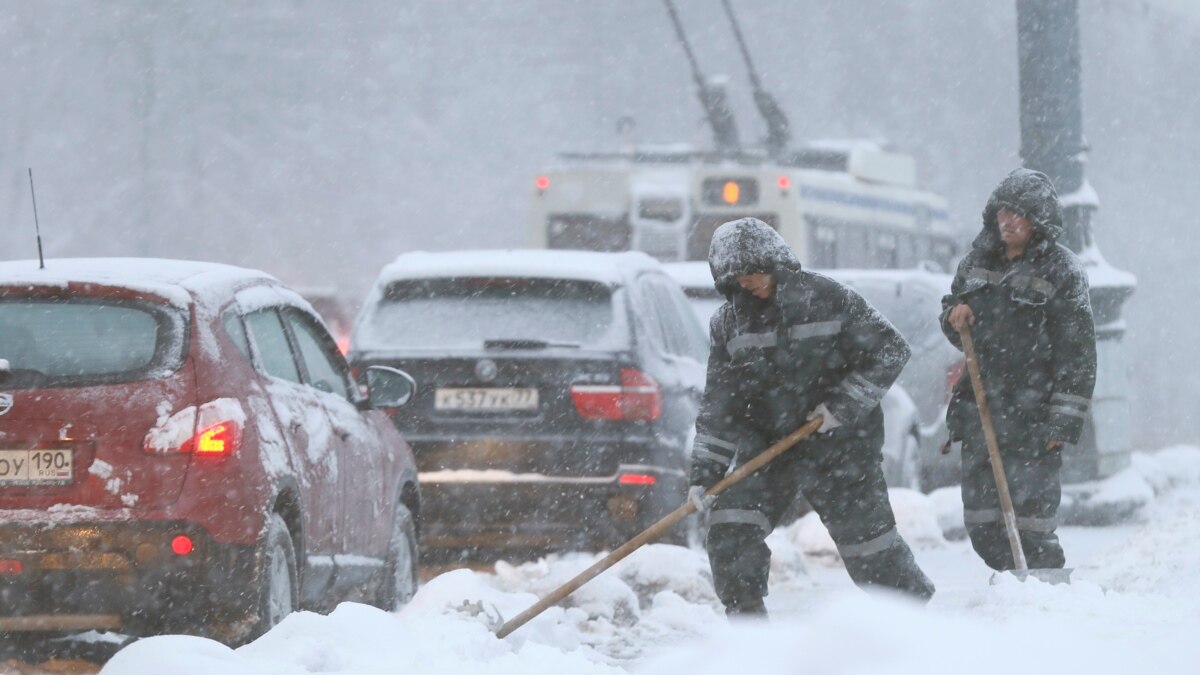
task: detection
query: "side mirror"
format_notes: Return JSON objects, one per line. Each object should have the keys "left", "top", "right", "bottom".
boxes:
{"left": 366, "top": 366, "right": 417, "bottom": 409}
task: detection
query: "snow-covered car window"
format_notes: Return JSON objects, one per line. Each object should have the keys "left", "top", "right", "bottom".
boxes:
{"left": 357, "top": 278, "right": 628, "bottom": 351}
{"left": 286, "top": 309, "right": 352, "bottom": 400}
{"left": 0, "top": 298, "right": 185, "bottom": 389}
{"left": 244, "top": 308, "right": 303, "bottom": 384}
{"left": 221, "top": 308, "right": 253, "bottom": 363}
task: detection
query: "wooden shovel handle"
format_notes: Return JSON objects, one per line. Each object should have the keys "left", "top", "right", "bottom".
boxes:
{"left": 494, "top": 415, "right": 824, "bottom": 638}
{"left": 957, "top": 324, "right": 1028, "bottom": 571}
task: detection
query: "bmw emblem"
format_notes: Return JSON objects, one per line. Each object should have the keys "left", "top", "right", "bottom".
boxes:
{"left": 0, "top": 393, "right": 12, "bottom": 416}
{"left": 475, "top": 359, "right": 498, "bottom": 383}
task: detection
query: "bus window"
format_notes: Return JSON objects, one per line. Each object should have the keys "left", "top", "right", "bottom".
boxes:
{"left": 877, "top": 232, "right": 898, "bottom": 269}
{"left": 809, "top": 220, "right": 838, "bottom": 268}
{"left": 897, "top": 233, "right": 916, "bottom": 269}
{"left": 932, "top": 240, "right": 955, "bottom": 272}
{"left": 844, "top": 227, "right": 869, "bottom": 268}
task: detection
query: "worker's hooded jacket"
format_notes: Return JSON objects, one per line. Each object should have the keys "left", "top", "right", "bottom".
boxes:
{"left": 941, "top": 168, "right": 1097, "bottom": 445}
{"left": 690, "top": 218, "right": 911, "bottom": 483}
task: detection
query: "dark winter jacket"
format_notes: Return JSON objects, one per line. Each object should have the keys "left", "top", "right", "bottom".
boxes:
{"left": 690, "top": 218, "right": 911, "bottom": 486}
{"left": 941, "top": 169, "right": 1097, "bottom": 445}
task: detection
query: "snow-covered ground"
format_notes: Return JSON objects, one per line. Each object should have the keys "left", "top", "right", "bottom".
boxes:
{"left": 101, "top": 447, "right": 1200, "bottom": 674}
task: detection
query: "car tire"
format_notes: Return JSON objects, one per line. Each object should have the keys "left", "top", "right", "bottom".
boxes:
{"left": 897, "top": 433, "right": 923, "bottom": 492}
{"left": 376, "top": 503, "right": 419, "bottom": 610}
{"left": 252, "top": 513, "right": 299, "bottom": 638}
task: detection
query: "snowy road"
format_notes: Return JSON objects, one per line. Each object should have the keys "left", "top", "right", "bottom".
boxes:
{"left": 18, "top": 447, "right": 1200, "bottom": 674}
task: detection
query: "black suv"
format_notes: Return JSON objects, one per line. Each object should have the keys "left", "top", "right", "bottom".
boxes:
{"left": 349, "top": 250, "right": 708, "bottom": 559}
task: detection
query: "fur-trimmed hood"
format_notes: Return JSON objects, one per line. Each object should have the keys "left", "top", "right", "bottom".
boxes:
{"left": 708, "top": 217, "right": 802, "bottom": 298}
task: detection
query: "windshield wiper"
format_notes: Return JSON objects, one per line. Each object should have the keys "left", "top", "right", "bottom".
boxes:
{"left": 484, "top": 339, "right": 582, "bottom": 350}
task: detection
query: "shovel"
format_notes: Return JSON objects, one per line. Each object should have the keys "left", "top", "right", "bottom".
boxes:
{"left": 957, "top": 324, "right": 1071, "bottom": 585}
{"left": 494, "top": 416, "right": 824, "bottom": 638}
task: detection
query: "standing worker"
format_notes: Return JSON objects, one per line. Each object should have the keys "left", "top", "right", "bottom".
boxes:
{"left": 689, "top": 217, "right": 935, "bottom": 617}
{"left": 942, "top": 168, "right": 1097, "bottom": 571}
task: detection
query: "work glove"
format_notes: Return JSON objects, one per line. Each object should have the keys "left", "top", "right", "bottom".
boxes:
{"left": 806, "top": 402, "right": 842, "bottom": 434}
{"left": 688, "top": 485, "right": 715, "bottom": 513}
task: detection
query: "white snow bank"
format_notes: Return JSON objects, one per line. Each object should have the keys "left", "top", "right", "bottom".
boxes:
{"left": 1063, "top": 445, "right": 1200, "bottom": 523}
{"left": 102, "top": 576, "right": 622, "bottom": 675}
{"left": 641, "top": 589, "right": 1200, "bottom": 674}
{"left": 928, "top": 485, "right": 967, "bottom": 540}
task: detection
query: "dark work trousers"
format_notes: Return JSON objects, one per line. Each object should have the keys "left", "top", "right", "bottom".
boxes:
{"left": 959, "top": 408, "right": 1065, "bottom": 570}
{"left": 706, "top": 416, "right": 935, "bottom": 609}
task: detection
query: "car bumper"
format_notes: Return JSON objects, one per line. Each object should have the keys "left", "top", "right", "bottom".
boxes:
{"left": 0, "top": 519, "right": 255, "bottom": 633}
{"left": 416, "top": 463, "right": 687, "bottom": 552}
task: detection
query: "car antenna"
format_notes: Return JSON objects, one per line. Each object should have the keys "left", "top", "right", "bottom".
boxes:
{"left": 28, "top": 168, "right": 46, "bottom": 269}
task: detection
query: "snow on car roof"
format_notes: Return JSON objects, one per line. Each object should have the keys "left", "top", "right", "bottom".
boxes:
{"left": 662, "top": 261, "right": 716, "bottom": 291}
{"left": 375, "top": 249, "right": 663, "bottom": 286}
{"left": 0, "top": 257, "right": 277, "bottom": 308}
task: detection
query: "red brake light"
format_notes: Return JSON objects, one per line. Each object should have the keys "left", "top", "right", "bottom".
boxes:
{"left": 0, "top": 560, "right": 23, "bottom": 575}
{"left": 171, "top": 535, "right": 194, "bottom": 556}
{"left": 195, "top": 422, "right": 238, "bottom": 456}
{"left": 144, "top": 398, "right": 245, "bottom": 456}
{"left": 619, "top": 473, "right": 657, "bottom": 486}
{"left": 777, "top": 175, "right": 791, "bottom": 190}
{"left": 570, "top": 368, "right": 662, "bottom": 421}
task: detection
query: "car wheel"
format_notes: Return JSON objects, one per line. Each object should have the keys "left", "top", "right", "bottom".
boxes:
{"left": 897, "top": 433, "right": 923, "bottom": 492}
{"left": 253, "top": 513, "right": 298, "bottom": 637}
{"left": 376, "top": 503, "right": 419, "bottom": 610}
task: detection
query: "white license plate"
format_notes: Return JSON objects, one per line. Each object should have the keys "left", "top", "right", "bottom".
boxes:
{"left": 435, "top": 388, "right": 539, "bottom": 411}
{"left": 0, "top": 448, "right": 74, "bottom": 486}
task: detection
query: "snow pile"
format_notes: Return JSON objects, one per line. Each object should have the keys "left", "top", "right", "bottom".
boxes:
{"left": 102, "top": 600, "right": 621, "bottom": 675}
{"left": 99, "top": 448, "right": 1200, "bottom": 674}
{"left": 928, "top": 485, "right": 967, "bottom": 540}
{"left": 641, "top": 589, "right": 1200, "bottom": 674}
{"left": 101, "top": 545, "right": 730, "bottom": 673}
{"left": 1063, "top": 445, "right": 1200, "bottom": 525}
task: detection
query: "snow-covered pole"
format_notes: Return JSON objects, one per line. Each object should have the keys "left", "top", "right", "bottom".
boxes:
{"left": 494, "top": 415, "right": 823, "bottom": 639}
{"left": 1017, "top": 0, "right": 1088, "bottom": 253}
{"left": 1017, "top": 0, "right": 1135, "bottom": 483}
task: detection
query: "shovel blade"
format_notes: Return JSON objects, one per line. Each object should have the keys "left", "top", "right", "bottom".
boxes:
{"left": 990, "top": 567, "right": 1074, "bottom": 585}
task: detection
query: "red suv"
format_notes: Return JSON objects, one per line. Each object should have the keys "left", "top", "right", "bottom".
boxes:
{"left": 0, "top": 259, "right": 420, "bottom": 642}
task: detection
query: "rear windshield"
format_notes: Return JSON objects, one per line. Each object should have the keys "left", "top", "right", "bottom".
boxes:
{"left": 681, "top": 287, "right": 724, "bottom": 326}
{"left": 356, "top": 278, "right": 629, "bottom": 351}
{"left": 0, "top": 297, "right": 187, "bottom": 389}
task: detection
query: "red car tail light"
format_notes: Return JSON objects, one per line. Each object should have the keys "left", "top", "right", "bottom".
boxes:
{"left": 171, "top": 535, "right": 194, "bottom": 556}
{"left": 144, "top": 398, "right": 246, "bottom": 456}
{"left": 0, "top": 560, "right": 23, "bottom": 575}
{"left": 570, "top": 368, "right": 662, "bottom": 421}
{"left": 618, "top": 473, "right": 657, "bottom": 486}
{"left": 195, "top": 422, "right": 239, "bottom": 456}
